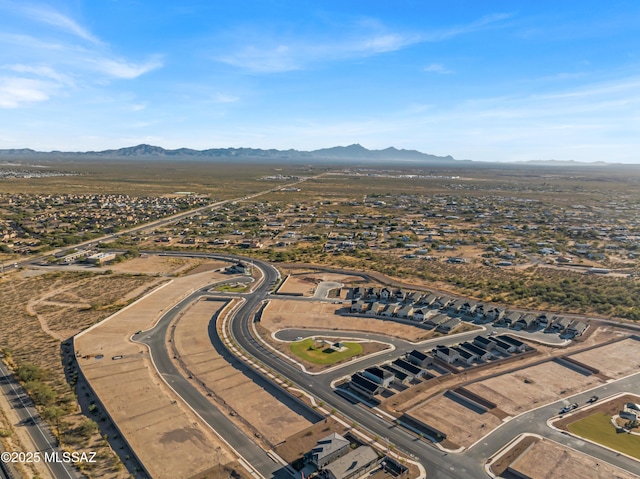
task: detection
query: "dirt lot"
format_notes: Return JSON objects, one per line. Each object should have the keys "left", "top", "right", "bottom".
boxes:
{"left": 466, "top": 361, "right": 604, "bottom": 416}
{"left": 75, "top": 269, "right": 245, "bottom": 479}
{"left": 507, "top": 438, "right": 639, "bottom": 479}
{"left": 570, "top": 337, "right": 640, "bottom": 379}
{"left": 262, "top": 299, "right": 432, "bottom": 341}
{"left": 407, "top": 393, "right": 502, "bottom": 449}
{"left": 273, "top": 417, "right": 350, "bottom": 464}
{"left": 172, "top": 298, "right": 314, "bottom": 445}
{"left": 109, "top": 255, "right": 229, "bottom": 276}
{"left": 383, "top": 327, "right": 620, "bottom": 414}
{"left": 277, "top": 272, "right": 364, "bottom": 296}
{"left": 0, "top": 269, "right": 168, "bottom": 479}
{"left": 29, "top": 274, "right": 164, "bottom": 340}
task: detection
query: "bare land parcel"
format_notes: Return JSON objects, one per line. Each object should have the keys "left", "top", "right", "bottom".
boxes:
{"left": 466, "top": 360, "right": 604, "bottom": 416}
{"left": 569, "top": 336, "right": 640, "bottom": 379}
{"left": 276, "top": 271, "right": 362, "bottom": 296}
{"left": 407, "top": 392, "right": 503, "bottom": 448}
{"left": 505, "top": 438, "right": 640, "bottom": 479}
{"left": 172, "top": 298, "right": 314, "bottom": 445}
{"left": 261, "top": 298, "right": 432, "bottom": 342}
{"left": 75, "top": 268, "right": 248, "bottom": 479}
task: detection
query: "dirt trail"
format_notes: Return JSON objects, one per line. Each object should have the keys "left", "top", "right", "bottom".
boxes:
{"left": 26, "top": 278, "right": 92, "bottom": 341}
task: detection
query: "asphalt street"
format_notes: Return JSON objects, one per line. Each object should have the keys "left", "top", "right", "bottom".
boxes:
{"left": 221, "top": 256, "right": 640, "bottom": 479}
{"left": 5, "top": 176, "right": 638, "bottom": 479}
{"left": 63, "top": 252, "right": 640, "bottom": 479}
{"left": 134, "top": 286, "right": 291, "bottom": 479}
{"left": 223, "top": 258, "right": 483, "bottom": 479}
{"left": 0, "top": 361, "right": 79, "bottom": 479}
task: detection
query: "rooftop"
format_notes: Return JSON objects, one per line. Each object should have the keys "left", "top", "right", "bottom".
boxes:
{"left": 323, "top": 446, "right": 379, "bottom": 479}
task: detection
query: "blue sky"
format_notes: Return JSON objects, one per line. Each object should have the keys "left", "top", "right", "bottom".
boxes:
{"left": 1, "top": 1, "right": 639, "bottom": 162}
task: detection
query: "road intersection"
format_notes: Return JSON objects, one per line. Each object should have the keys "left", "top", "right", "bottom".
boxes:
{"left": 134, "top": 253, "right": 640, "bottom": 479}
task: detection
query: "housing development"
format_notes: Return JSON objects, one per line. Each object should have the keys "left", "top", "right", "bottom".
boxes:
{"left": 0, "top": 157, "right": 639, "bottom": 479}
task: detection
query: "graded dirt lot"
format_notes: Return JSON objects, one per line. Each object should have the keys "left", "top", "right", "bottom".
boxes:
{"left": 75, "top": 268, "right": 246, "bottom": 479}
{"left": 507, "top": 438, "right": 640, "bottom": 479}
{"left": 262, "top": 299, "right": 432, "bottom": 341}
{"left": 273, "top": 417, "right": 349, "bottom": 464}
{"left": 172, "top": 298, "right": 313, "bottom": 445}
{"left": 570, "top": 337, "right": 640, "bottom": 379}
{"left": 109, "top": 254, "right": 228, "bottom": 275}
{"left": 466, "top": 361, "right": 604, "bottom": 416}
{"left": 407, "top": 393, "right": 502, "bottom": 449}
{"left": 277, "top": 272, "right": 363, "bottom": 296}
{"left": 0, "top": 269, "right": 175, "bottom": 478}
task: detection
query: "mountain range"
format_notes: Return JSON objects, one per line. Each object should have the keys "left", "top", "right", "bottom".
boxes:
{"left": 0, "top": 144, "right": 456, "bottom": 164}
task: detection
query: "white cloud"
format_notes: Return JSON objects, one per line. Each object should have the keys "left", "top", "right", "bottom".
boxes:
{"left": 218, "top": 45, "right": 298, "bottom": 73}
{"left": 214, "top": 92, "right": 239, "bottom": 103}
{"left": 357, "top": 33, "right": 418, "bottom": 53}
{"left": 3, "top": 64, "right": 75, "bottom": 86}
{"left": 14, "top": 4, "right": 100, "bottom": 44}
{"left": 421, "top": 12, "right": 514, "bottom": 42}
{"left": 0, "top": 76, "right": 55, "bottom": 108}
{"left": 423, "top": 63, "right": 453, "bottom": 74}
{"left": 0, "top": 3, "right": 163, "bottom": 108}
{"left": 88, "top": 56, "right": 163, "bottom": 79}
{"left": 216, "top": 33, "right": 421, "bottom": 73}
{"left": 216, "top": 13, "right": 512, "bottom": 73}
{"left": 0, "top": 32, "right": 64, "bottom": 51}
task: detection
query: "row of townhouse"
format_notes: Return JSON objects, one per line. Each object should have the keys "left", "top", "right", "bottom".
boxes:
{"left": 349, "top": 288, "right": 588, "bottom": 337}
{"left": 434, "top": 334, "right": 528, "bottom": 365}
{"left": 495, "top": 312, "right": 588, "bottom": 336}
{"left": 350, "top": 299, "right": 463, "bottom": 333}
{"left": 351, "top": 286, "right": 417, "bottom": 302}
{"left": 347, "top": 350, "right": 434, "bottom": 398}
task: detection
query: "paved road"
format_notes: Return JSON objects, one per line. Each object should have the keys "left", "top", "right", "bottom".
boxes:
{"left": 466, "top": 373, "right": 640, "bottom": 476}
{"left": 220, "top": 257, "right": 482, "bottom": 479}
{"left": 313, "top": 282, "right": 342, "bottom": 299}
{"left": 0, "top": 362, "right": 80, "bottom": 479}
{"left": 134, "top": 285, "right": 291, "bottom": 479}
{"left": 221, "top": 257, "right": 640, "bottom": 479}
{"left": 77, "top": 252, "right": 640, "bottom": 479}
{"left": 0, "top": 175, "right": 314, "bottom": 273}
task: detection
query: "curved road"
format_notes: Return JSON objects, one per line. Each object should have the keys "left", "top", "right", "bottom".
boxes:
{"left": 133, "top": 283, "right": 291, "bottom": 479}
{"left": 133, "top": 253, "right": 640, "bottom": 479}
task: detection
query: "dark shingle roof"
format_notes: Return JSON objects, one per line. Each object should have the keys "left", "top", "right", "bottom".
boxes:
{"left": 350, "top": 373, "right": 380, "bottom": 393}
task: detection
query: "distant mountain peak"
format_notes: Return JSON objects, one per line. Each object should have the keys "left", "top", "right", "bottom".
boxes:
{"left": 0, "top": 144, "right": 457, "bottom": 164}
